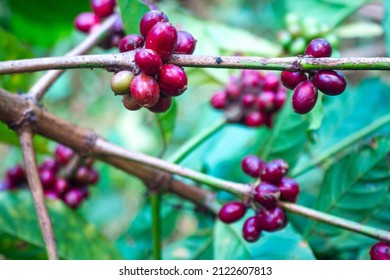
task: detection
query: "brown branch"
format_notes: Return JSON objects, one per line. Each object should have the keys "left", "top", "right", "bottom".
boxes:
{"left": 18, "top": 128, "right": 59, "bottom": 260}
{"left": 28, "top": 14, "right": 119, "bottom": 101}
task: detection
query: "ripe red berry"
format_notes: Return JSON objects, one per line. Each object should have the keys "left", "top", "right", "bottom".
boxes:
{"left": 274, "top": 88, "right": 287, "bottom": 110}
{"left": 278, "top": 177, "right": 300, "bottom": 202}
{"left": 263, "top": 73, "right": 279, "bottom": 92}
{"left": 257, "top": 91, "right": 276, "bottom": 113}
{"left": 88, "top": 168, "right": 99, "bottom": 185}
{"left": 74, "top": 166, "right": 92, "bottom": 185}
{"left": 110, "top": 71, "right": 134, "bottom": 96}
{"left": 55, "top": 144, "right": 75, "bottom": 166}
{"left": 39, "top": 159, "right": 60, "bottom": 173}
{"left": 241, "top": 94, "right": 256, "bottom": 108}
{"left": 242, "top": 216, "right": 262, "bottom": 242}
{"left": 312, "top": 70, "right": 347, "bottom": 96}
{"left": 119, "top": 34, "right": 144, "bottom": 52}
{"left": 122, "top": 94, "right": 142, "bottom": 111}
{"left": 157, "top": 64, "right": 187, "bottom": 96}
{"left": 241, "top": 70, "right": 263, "bottom": 89}
{"left": 134, "top": 49, "right": 162, "bottom": 76}
{"left": 145, "top": 22, "right": 177, "bottom": 61}
{"left": 370, "top": 242, "right": 390, "bottom": 260}
{"left": 305, "top": 38, "right": 332, "bottom": 58}
{"left": 243, "top": 111, "right": 264, "bottom": 127}
{"left": 218, "top": 201, "right": 247, "bottom": 223}
{"left": 148, "top": 94, "right": 172, "bottom": 113}
{"left": 39, "top": 169, "right": 56, "bottom": 190}
{"left": 257, "top": 207, "right": 287, "bottom": 232}
{"left": 63, "top": 188, "right": 85, "bottom": 209}
{"left": 260, "top": 159, "right": 289, "bottom": 185}
{"left": 91, "top": 0, "right": 116, "bottom": 18}
{"left": 225, "top": 76, "right": 241, "bottom": 100}
{"left": 74, "top": 12, "right": 100, "bottom": 33}
{"left": 44, "top": 190, "right": 61, "bottom": 200}
{"left": 54, "top": 178, "right": 69, "bottom": 194}
{"left": 281, "top": 71, "right": 307, "bottom": 90}
{"left": 254, "top": 182, "right": 280, "bottom": 209}
{"left": 291, "top": 80, "right": 318, "bottom": 114}
{"left": 6, "top": 165, "right": 26, "bottom": 185}
{"left": 139, "top": 10, "right": 169, "bottom": 38}
{"left": 210, "top": 91, "right": 228, "bottom": 109}
{"left": 130, "top": 73, "right": 160, "bottom": 108}
{"left": 175, "top": 31, "right": 196, "bottom": 54}
{"left": 241, "top": 155, "right": 264, "bottom": 178}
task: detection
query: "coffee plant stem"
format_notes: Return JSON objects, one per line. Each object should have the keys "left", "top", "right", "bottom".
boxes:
{"left": 18, "top": 128, "right": 59, "bottom": 260}
{"left": 279, "top": 201, "right": 390, "bottom": 243}
{"left": 28, "top": 14, "right": 119, "bottom": 101}
{"left": 292, "top": 113, "right": 390, "bottom": 177}
{"left": 151, "top": 193, "right": 162, "bottom": 260}
{"left": 168, "top": 118, "right": 227, "bottom": 163}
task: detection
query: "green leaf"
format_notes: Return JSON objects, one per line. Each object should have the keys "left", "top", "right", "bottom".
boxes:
{"left": 0, "top": 190, "right": 122, "bottom": 259}
{"left": 307, "top": 94, "right": 324, "bottom": 131}
{"left": 336, "top": 22, "right": 383, "bottom": 38}
{"left": 156, "top": 100, "right": 177, "bottom": 145}
{"left": 117, "top": 0, "right": 149, "bottom": 35}
{"left": 384, "top": 0, "right": 390, "bottom": 55}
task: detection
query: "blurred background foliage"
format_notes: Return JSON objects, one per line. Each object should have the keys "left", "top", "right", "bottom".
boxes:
{"left": 0, "top": 0, "right": 389, "bottom": 260}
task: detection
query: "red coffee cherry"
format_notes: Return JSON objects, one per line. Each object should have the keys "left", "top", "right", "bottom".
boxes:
{"left": 110, "top": 71, "right": 134, "bottom": 96}
{"left": 63, "top": 188, "right": 86, "bottom": 209}
{"left": 370, "top": 242, "right": 390, "bottom": 260}
{"left": 148, "top": 94, "right": 172, "bottom": 113}
{"left": 44, "top": 190, "right": 61, "bottom": 200}
{"left": 241, "top": 70, "right": 263, "bottom": 89}
{"left": 55, "top": 144, "right": 75, "bottom": 166}
{"left": 91, "top": 0, "right": 116, "bottom": 18}
{"left": 257, "top": 91, "right": 276, "bottom": 113}
{"left": 54, "top": 178, "right": 69, "bottom": 194}
{"left": 119, "top": 34, "right": 144, "bottom": 52}
{"left": 139, "top": 10, "right": 169, "bottom": 38}
{"left": 225, "top": 76, "right": 241, "bottom": 100}
{"left": 130, "top": 73, "right": 160, "bottom": 108}
{"left": 305, "top": 38, "right": 332, "bottom": 58}
{"left": 257, "top": 207, "right": 287, "bottom": 232}
{"left": 281, "top": 71, "right": 307, "bottom": 90}
{"left": 210, "top": 91, "right": 228, "bottom": 109}
{"left": 241, "top": 155, "right": 264, "bottom": 178}
{"left": 88, "top": 168, "right": 99, "bottom": 185}
{"left": 291, "top": 80, "right": 318, "bottom": 114}
{"left": 273, "top": 88, "right": 287, "bottom": 110}
{"left": 39, "top": 159, "right": 60, "bottom": 173}
{"left": 174, "top": 31, "right": 196, "bottom": 54}
{"left": 260, "top": 159, "right": 289, "bottom": 185}
{"left": 6, "top": 165, "right": 26, "bottom": 185}
{"left": 122, "top": 94, "right": 142, "bottom": 111}
{"left": 74, "top": 12, "right": 100, "bottom": 33}
{"left": 242, "top": 216, "right": 262, "bottom": 242}
{"left": 312, "top": 70, "right": 347, "bottom": 96}
{"left": 243, "top": 111, "right": 264, "bottom": 127}
{"left": 39, "top": 169, "right": 56, "bottom": 190}
{"left": 218, "top": 201, "right": 247, "bottom": 224}
{"left": 254, "top": 182, "right": 280, "bottom": 209}
{"left": 278, "top": 177, "right": 300, "bottom": 202}
{"left": 145, "top": 22, "right": 178, "bottom": 61}
{"left": 157, "top": 64, "right": 187, "bottom": 96}
{"left": 241, "top": 94, "right": 256, "bottom": 108}
{"left": 263, "top": 73, "right": 279, "bottom": 92}
{"left": 134, "top": 49, "right": 162, "bottom": 76}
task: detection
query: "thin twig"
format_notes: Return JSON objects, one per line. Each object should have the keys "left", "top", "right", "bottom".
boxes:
{"left": 18, "top": 128, "right": 59, "bottom": 260}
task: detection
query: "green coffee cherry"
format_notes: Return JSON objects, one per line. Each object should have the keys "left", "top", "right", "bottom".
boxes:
{"left": 110, "top": 71, "right": 134, "bottom": 96}
{"left": 288, "top": 37, "right": 307, "bottom": 55}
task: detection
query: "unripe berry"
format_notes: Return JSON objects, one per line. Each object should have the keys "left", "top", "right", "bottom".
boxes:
{"left": 260, "top": 159, "right": 289, "bottom": 185}
{"left": 257, "top": 207, "right": 287, "bottom": 232}
{"left": 130, "top": 73, "right": 160, "bottom": 108}
{"left": 91, "top": 0, "right": 116, "bottom": 18}
{"left": 242, "top": 216, "right": 262, "bottom": 242}
{"left": 254, "top": 182, "right": 280, "bottom": 209}
{"left": 291, "top": 80, "right": 318, "bottom": 114}
{"left": 119, "top": 34, "right": 144, "bottom": 52}
{"left": 210, "top": 91, "right": 228, "bottom": 109}
{"left": 148, "top": 94, "right": 172, "bottom": 113}
{"left": 278, "top": 177, "right": 300, "bottom": 202}
{"left": 145, "top": 22, "right": 177, "bottom": 61}
{"left": 218, "top": 201, "right": 247, "bottom": 224}
{"left": 139, "top": 10, "right": 169, "bottom": 38}
{"left": 281, "top": 71, "right": 307, "bottom": 90}
{"left": 241, "top": 155, "right": 264, "bottom": 178}
{"left": 74, "top": 12, "right": 100, "bottom": 33}
{"left": 110, "top": 71, "right": 134, "bottom": 95}
{"left": 134, "top": 49, "right": 162, "bottom": 76}
{"left": 305, "top": 38, "right": 332, "bottom": 58}
{"left": 122, "top": 94, "right": 142, "bottom": 111}
{"left": 175, "top": 31, "right": 196, "bottom": 54}
{"left": 312, "top": 70, "right": 347, "bottom": 96}
{"left": 157, "top": 64, "right": 187, "bottom": 96}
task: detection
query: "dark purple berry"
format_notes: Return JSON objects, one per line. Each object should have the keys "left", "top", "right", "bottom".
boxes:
{"left": 110, "top": 71, "right": 134, "bottom": 96}
{"left": 370, "top": 242, "right": 390, "bottom": 260}
{"left": 74, "top": 166, "right": 92, "bottom": 185}
{"left": 91, "top": 0, "right": 116, "bottom": 18}
{"left": 312, "top": 70, "right": 347, "bottom": 96}
{"left": 210, "top": 91, "right": 228, "bottom": 109}
{"left": 148, "top": 94, "right": 172, "bottom": 113}
{"left": 157, "top": 64, "right": 187, "bottom": 96}
{"left": 139, "top": 10, "right": 169, "bottom": 38}
{"left": 175, "top": 31, "right": 196, "bottom": 54}
{"left": 218, "top": 201, "right": 247, "bottom": 224}
{"left": 39, "top": 169, "right": 56, "bottom": 190}
{"left": 74, "top": 12, "right": 100, "bottom": 33}
{"left": 241, "top": 94, "right": 256, "bottom": 108}
{"left": 122, "top": 94, "right": 142, "bottom": 111}
{"left": 145, "top": 22, "right": 177, "bottom": 61}
{"left": 119, "top": 34, "right": 144, "bottom": 52}
{"left": 281, "top": 71, "right": 307, "bottom": 90}
{"left": 257, "top": 207, "right": 287, "bottom": 232}
{"left": 241, "top": 155, "right": 264, "bottom": 178}
{"left": 263, "top": 73, "right": 279, "bottom": 92}
{"left": 243, "top": 111, "right": 264, "bottom": 127}
{"left": 305, "top": 38, "right": 332, "bottom": 58}
{"left": 54, "top": 178, "right": 69, "bottom": 194}
{"left": 55, "top": 144, "right": 75, "bottom": 166}
{"left": 258, "top": 91, "right": 276, "bottom": 113}
{"left": 63, "top": 188, "right": 85, "bottom": 209}
{"left": 6, "top": 165, "right": 26, "bottom": 185}
{"left": 291, "top": 80, "right": 318, "bottom": 114}
{"left": 242, "top": 216, "right": 262, "bottom": 242}
{"left": 134, "top": 49, "right": 162, "bottom": 76}
{"left": 130, "top": 73, "right": 160, "bottom": 108}
{"left": 254, "top": 182, "right": 280, "bottom": 209}
{"left": 260, "top": 159, "right": 289, "bottom": 185}
{"left": 278, "top": 177, "right": 300, "bottom": 202}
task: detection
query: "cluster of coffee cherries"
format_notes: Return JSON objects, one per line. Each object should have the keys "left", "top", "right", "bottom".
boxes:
{"left": 280, "top": 38, "right": 347, "bottom": 114}
{"left": 370, "top": 240, "right": 390, "bottom": 260}
{"left": 110, "top": 10, "right": 196, "bottom": 113}
{"left": 278, "top": 13, "right": 338, "bottom": 56}
{"left": 0, "top": 144, "right": 99, "bottom": 209}
{"left": 210, "top": 70, "right": 287, "bottom": 128}
{"left": 218, "top": 155, "right": 300, "bottom": 242}
{"left": 74, "top": 0, "right": 125, "bottom": 49}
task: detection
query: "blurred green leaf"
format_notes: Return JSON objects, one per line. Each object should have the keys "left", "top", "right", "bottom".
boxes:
{"left": 0, "top": 190, "right": 122, "bottom": 259}
{"left": 156, "top": 100, "right": 177, "bottom": 145}
{"left": 336, "top": 22, "right": 383, "bottom": 38}
{"left": 117, "top": 0, "right": 149, "bottom": 35}
{"left": 307, "top": 94, "right": 324, "bottom": 131}
{"left": 384, "top": 0, "right": 390, "bottom": 55}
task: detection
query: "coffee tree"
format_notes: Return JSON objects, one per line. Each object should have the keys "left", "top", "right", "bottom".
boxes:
{"left": 0, "top": 0, "right": 389, "bottom": 260}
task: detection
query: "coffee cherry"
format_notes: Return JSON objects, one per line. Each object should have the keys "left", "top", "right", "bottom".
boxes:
{"left": 263, "top": 73, "right": 279, "bottom": 92}
{"left": 225, "top": 76, "right": 241, "bottom": 100}
{"left": 119, "top": 34, "right": 144, "bottom": 52}
{"left": 274, "top": 89, "right": 287, "bottom": 110}
{"left": 241, "top": 70, "right": 263, "bottom": 89}
{"left": 148, "top": 94, "right": 172, "bottom": 113}
{"left": 291, "top": 80, "right": 318, "bottom": 114}
{"left": 74, "top": 166, "right": 92, "bottom": 185}
{"left": 74, "top": 12, "right": 100, "bottom": 33}
{"left": 110, "top": 71, "right": 134, "bottom": 95}
{"left": 122, "top": 94, "right": 142, "bottom": 111}
{"left": 130, "top": 73, "right": 160, "bottom": 108}
{"left": 257, "top": 91, "right": 276, "bottom": 113}
{"left": 88, "top": 168, "right": 99, "bottom": 185}
{"left": 370, "top": 242, "right": 390, "bottom": 260}
{"left": 241, "top": 155, "right": 264, "bottom": 178}
{"left": 63, "top": 188, "right": 85, "bottom": 209}
{"left": 241, "top": 94, "right": 256, "bottom": 108}
{"left": 312, "top": 70, "right": 346, "bottom": 96}
{"left": 54, "top": 178, "right": 69, "bottom": 194}
{"left": 218, "top": 201, "right": 247, "bottom": 224}
{"left": 39, "top": 169, "right": 56, "bottom": 190}
{"left": 281, "top": 71, "right": 307, "bottom": 90}
{"left": 134, "top": 49, "right": 162, "bottom": 76}
{"left": 257, "top": 207, "right": 287, "bottom": 232}
{"left": 260, "top": 159, "right": 289, "bottom": 185}
{"left": 91, "top": 0, "right": 115, "bottom": 18}
{"left": 305, "top": 38, "right": 332, "bottom": 58}
{"left": 262, "top": 113, "right": 274, "bottom": 128}
{"left": 39, "top": 159, "right": 60, "bottom": 173}
{"left": 243, "top": 111, "right": 264, "bottom": 127}
{"left": 174, "top": 31, "right": 196, "bottom": 54}
{"left": 44, "top": 190, "right": 61, "bottom": 200}
{"left": 0, "top": 178, "right": 15, "bottom": 191}
{"left": 55, "top": 144, "right": 75, "bottom": 166}
{"left": 112, "top": 17, "right": 125, "bottom": 37}
{"left": 157, "top": 64, "right": 187, "bottom": 96}
{"left": 254, "top": 182, "right": 280, "bottom": 209}
{"left": 6, "top": 165, "right": 26, "bottom": 185}
{"left": 242, "top": 216, "right": 262, "bottom": 242}
{"left": 210, "top": 91, "right": 228, "bottom": 109}
{"left": 279, "top": 177, "right": 300, "bottom": 202}
{"left": 139, "top": 10, "right": 169, "bottom": 38}
{"left": 145, "top": 22, "right": 177, "bottom": 61}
